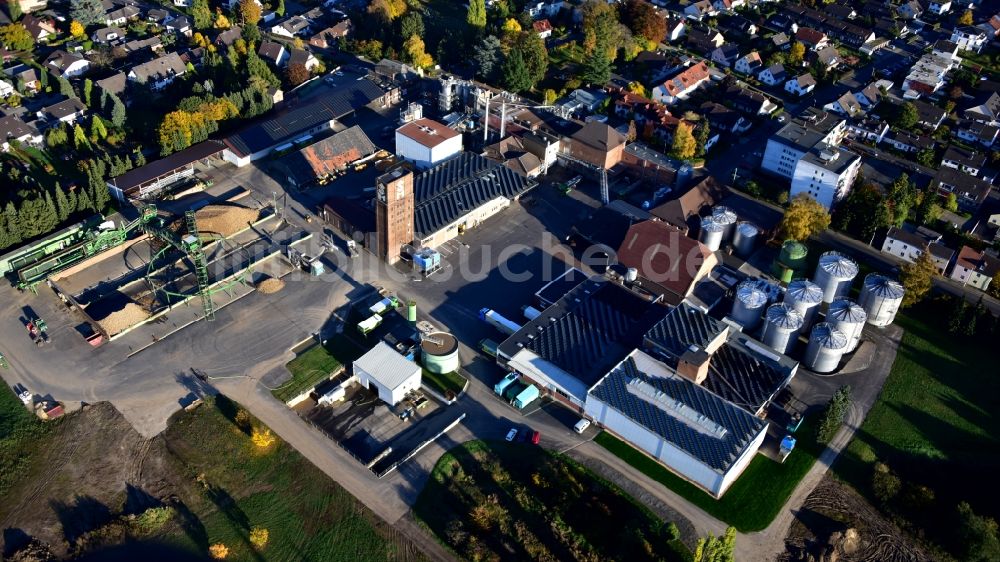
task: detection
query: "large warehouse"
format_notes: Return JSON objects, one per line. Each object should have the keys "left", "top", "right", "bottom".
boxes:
{"left": 585, "top": 349, "right": 767, "bottom": 498}
{"left": 353, "top": 341, "right": 422, "bottom": 406}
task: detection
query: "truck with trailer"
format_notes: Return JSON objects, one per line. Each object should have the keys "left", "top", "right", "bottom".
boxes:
{"left": 479, "top": 338, "right": 499, "bottom": 358}
{"left": 478, "top": 308, "right": 522, "bottom": 336}
{"left": 357, "top": 314, "right": 383, "bottom": 336}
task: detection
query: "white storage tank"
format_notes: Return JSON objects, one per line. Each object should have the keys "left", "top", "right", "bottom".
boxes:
{"left": 699, "top": 216, "right": 725, "bottom": 252}
{"left": 761, "top": 303, "right": 804, "bottom": 355}
{"left": 421, "top": 332, "right": 460, "bottom": 374}
{"left": 859, "top": 274, "right": 905, "bottom": 327}
{"left": 733, "top": 222, "right": 758, "bottom": 258}
{"left": 814, "top": 252, "right": 859, "bottom": 304}
{"left": 804, "top": 322, "right": 849, "bottom": 373}
{"left": 826, "top": 298, "right": 867, "bottom": 353}
{"left": 731, "top": 280, "right": 769, "bottom": 329}
{"left": 625, "top": 267, "right": 638, "bottom": 283}
{"left": 784, "top": 279, "right": 824, "bottom": 329}
{"left": 711, "top": 206, "right": 738, "bottom": 242}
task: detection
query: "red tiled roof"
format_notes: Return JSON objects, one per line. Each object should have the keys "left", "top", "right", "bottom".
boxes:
{"left": 662, "top": 62, "right": 710, "bottom": 96}
{"left": 795, "top": 27, "right": 827, "bottom": 45}
{"left": 533, "top": 19, "right": 553, "bottom": 33}
{"left": 616, "top": 220, "right": 712, "bottom": 298}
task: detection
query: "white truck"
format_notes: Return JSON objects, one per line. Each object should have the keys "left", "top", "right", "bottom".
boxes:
{"left": 478, "top": 308, "right": 522, "bottom": 336}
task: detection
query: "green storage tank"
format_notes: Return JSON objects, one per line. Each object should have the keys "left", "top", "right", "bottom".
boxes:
{"left": 407, "top": 300, "right": 417, "bottom": 322}
{"left": 773, "top": 240, "right": 808, "bottom": 284}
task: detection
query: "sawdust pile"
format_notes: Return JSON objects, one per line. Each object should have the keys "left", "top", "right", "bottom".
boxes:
{"left": 194, "top": 205, "right": 260, "bottom": 237}
{"left": 99, "top": 303, "right": 150, "bottom": 336}
{"left": 256, "top": 277, "right": 285, "bottom": 294}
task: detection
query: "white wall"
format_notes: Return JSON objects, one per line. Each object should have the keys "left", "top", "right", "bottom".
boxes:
{"left": 418, "top": 196, "right": 510, "bottom": 249}
{"left": 355, "top": 365, "right": 421, "bottom": 405}
{"left": 395, "top": 133, "right": 462, "bottom": 170}
{"left": 790, "top": 154, "right": 860, "bottom": 210}
{"left": 761, "top": 139, "right": 802, "bottom": 179}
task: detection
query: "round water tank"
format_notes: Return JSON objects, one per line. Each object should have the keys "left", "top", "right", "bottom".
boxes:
{"left": 826, "top": 298, "right": 867, "bottom": 353}
{"left": 780, "top": 240, "right": 808, "bottom": 269}
{"left": 859, "top": 274, "right": 905, "bottom": 327}
{"left": 814, "top": 252, "right": 859, "bottom": 304}
{"left": 699, "top": 216, "right": 725, "bottom": 252}
{"left": 625, "top": 267, "right": 638, "bottom": 283}
{"left": 761, "top": 303, "right": 804, "bottom": 355}
{"left": 784, "top": 279, "right": 824, "bottom": 329}
{"left": 421, "top": 332, "right": 460, "bottom": 374}
{"left": 733, "top": 222, "right": 758, "bottom": 258}
{"left": 804, "top": 322, "right": 849, "bottom": 373}
{"left": 407, "top": 300, "right": 417, "bottom": 323}
{"left": 731, "top": 280, "right": 769, "bottom": 329}
{"left": 712, "top": 206, "right": 738, "bottom": 242}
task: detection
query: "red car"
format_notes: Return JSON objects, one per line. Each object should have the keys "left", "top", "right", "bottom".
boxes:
{"left": 530, "top": 430, "right": 541, "bottom": 445}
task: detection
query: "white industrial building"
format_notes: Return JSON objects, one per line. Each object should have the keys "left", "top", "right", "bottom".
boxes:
{"left": 395, "top": 118, "right": 463, "bottom": 170}
{"left": 762, "top": 107, "right": 861, "bottom": 210}
{"left": 353, "top": 341, "right": 422, "bottom": 406}
{"left": 585, "top": 349, "right": 768, "bottom": 498}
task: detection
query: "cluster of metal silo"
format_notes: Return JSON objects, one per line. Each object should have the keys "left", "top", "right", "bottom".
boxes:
{"left": 804, "top": 323, "right": 849, "bottom": 373}
{"left": 859, "top": 274, "right": 905, "bottom": 327}
{"left": 814, "top": 252, "right": 859, "bottom": 304}
{"left": 712, "top": 206, "right": 738, "bottom": 241}
{"left": 733, "top": 222, "right": 759, "bottom": 258}
{"left": 761, "top": 303, "right": 804, "bottom": 354}
{"left": 784, "top": 279, "right": 824, "bottom": 329}
{"left": 699, "top": 216, "right": 726, "bottom": 251}
{"left": 731, "top": 279, "right": 769, "bottom": 329}
{"left": 826, "top": 298, "right": 867, "bottom": 353}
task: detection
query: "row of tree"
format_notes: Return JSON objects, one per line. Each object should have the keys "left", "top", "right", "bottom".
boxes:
{"left": 0, "top": 169, "right": 110, "bottom": 252}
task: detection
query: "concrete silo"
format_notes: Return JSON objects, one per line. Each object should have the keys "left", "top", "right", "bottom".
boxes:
{"left": 761, "top": 303, "right": 804, "bottom": 355}
{"left": 826, "top": 298, "right": 867, "bottom": 353}
{"left": 804, "top": 323, "right": 849, "bottom": 373}
{"left": 711, "top": 206, "right": 738, "bottom": 243}
{"left": 421, "top": 332, "right": 460, "bottom": 374}
{"left": 733, "top": 222, "right": 759, "bottom": 258}
{"left": 784, "top": 279, "right": 824, "bottom": 329}
{"left": 859, "top": 274, "right": 905, "bottom": 327}
{"left": 731, "top": 280, "right": 769, "bottom": 329}
{"left": 814, "top": 252, "right": 859, "bottom": 304}
{"left": 699, "top": 216, "right": 725, "bottom": 252}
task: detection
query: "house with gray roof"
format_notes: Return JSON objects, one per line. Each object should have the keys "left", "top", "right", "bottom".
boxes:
{"left": 126, "top": 52, "right": 187, "bottom": 90}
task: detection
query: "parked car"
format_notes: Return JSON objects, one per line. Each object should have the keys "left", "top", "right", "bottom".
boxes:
{"left": 530, "top": 430, "right": 541, "bottom": 445}
{"left": 574, "top": 418, "right": 591, "bottom": 434}
{"left": 505, "top": 428, "right": 518, "bottom": 442}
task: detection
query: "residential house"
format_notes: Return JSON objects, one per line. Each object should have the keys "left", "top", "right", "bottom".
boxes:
{"left": 532, "top": 19, "right": 553, "bottom": 39}
{"left": 271, "top": 16, "right": 312, "bottom": 38}
{"left": 13, "top": 0, "right": 46, "bottom": 13}
{"left": 881, "top": 227, "right": 953, "bottom": 274}
{"left": 288, "top": 48, "right": 319, "bottom": 71}
{"left": 910, "top": 99, "right": 946, "bottom": 130}
{"left": 146, "top": 8, "right": 172, "bottom": 25}
{"left": 105, "top": 5, "right": 140, "bottom": 26}
{"left": 44, "top": 50, "right": 89, "bottom": 78}
{"left": 96, "top": 72, "right": 127, "bottom": 97}
{"left": 569, "top": 121, "right": 627, "bottom": 170}
{"left": 684, "top": 0, "right": 718, "bottom": 20}
{"left": 932, "top": 167, "right": 992, "bottom": 213}
{"left": 166, "top": 16, "right": 191, "bottom": 36}
{"left": 883, "top": 129, "right": 935, "bottom": 153}
{"left": 951, "top": 26, "right": 988, "bottom": 53}
{"left": 214, "top": 26, "right": 242, "bottom": 48}
{"left": 651, "top": 61, "right": 711, "bottom": 105}
{"left": 949, "top": 246, "right": 1000, "bottom": 290}
{"left": 784, "top": 74, "right": 816, "bottom": 97}
{"left": 727, "top": 85, "right": 777, "bottom": 116}
{"left": 700, "top": 101, "right": 751, "bottom": 134}
{"left": 734, "top": 51, "right": 762, "bottom": 75}
{"left": 173, "top": 0, "right": 191, "bottom": 6}
{"left": 711, "top": 45, "right": 741, "bottom": 67}
{"left": 811, "top": 45, "right": 841, "bottom": 69}
{"left": 122, "top": 36, "right": 162, "bottom": 55}
{"left": 36, "top": 97, "right": 87, "bottom": 127}
{"left": 963, "top": 92, "right": 1000, "bottom": 124}
{"left": 258, "top": 41, "right": 288, "bottom": 67}
{"left": 719, "top": 15, "right": 757, "bottom": 38}
{"left": 932, "top": 39, "right": 960, "bottom": 60}
{"left": 127, "top": 52, "right": 187, "bottom": 90}
{"left": 771, "top": 32, "right": 790, "bottom": 50}
{"left": 979, "top": 14, "right": 1000, "bottom": 38}
{"left": 795, "top": 27, "right": 828, "bottom": 50}
{"left": 903, "top": 53, "right": 955, "bottom": 96}
{"left": 758, "top": 64, "right": 787, "bottom": 86}
{"left": 92, "top": 26, "right": 125, "bottom": 43}
{"left": 4, "top": 64, "right": 40, "bottom": 92}
{"left": 685, "top": 27, "right": 725, "bottom": 55}
{"left": 21, "top": 14, "right": 57, "bottom": 43}
{"left": 956, "top": 120, "right": 999, "bottom": 148}
{"left": 666, "top": 16, "right": 687, "bottom": 42}
{"left": 855, "top": 82, "right": 885, "bottom": 108}
{"left": 0, "top": 79, "right": 13, "bottom": 97}
{"left": 941, "top": 146, "right": 987, "bottom": 177}
{"left": 824, "top": 92, "right": 864, "bottom": 118}
{"left": 897, "top": 0, "right": 923, "bottom": 20}
{"left": 846, "top": 117, "right": 889, "bottom": 143}
{"left": 712, "top": 0, "right": 746, "bottom": 12}
{"left": 309, "top": 20, "right": 352, "bottom": 49}
{"left": 0, "top": 115, "right": 42, "bottom": 151}
{"left": 927, "top": 1, "right": 952, "bottom": 16}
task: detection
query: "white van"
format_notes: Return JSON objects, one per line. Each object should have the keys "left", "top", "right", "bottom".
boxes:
{"left": 574, "top": 418, "right": 591, "bottom": 434}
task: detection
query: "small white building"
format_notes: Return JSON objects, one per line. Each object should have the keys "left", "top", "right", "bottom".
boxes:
{"left": 951, "top": 26, "right": 988, "bottom": 53}
{"left": 395, "top": 118, "right": 463, "bottom": 170}
{"left": 353, "top": 341, "right": 422, "bottom": 406}
{"left": 785, "top": 74, "right": 816, "bottom": 97}
{"left": 927, "top": 0, "right": 951, "bottom": 15}
{"left": 881, "top": 227, "right": 952, "bottom": 274}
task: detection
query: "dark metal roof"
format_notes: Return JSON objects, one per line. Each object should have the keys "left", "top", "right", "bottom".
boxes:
{"left": 110, "top": 140, "right": 224, "bottom": 192}
{"left": 413, "top": 152, "right": 536, "bottom": 237}
{"left": 225, "top": 79, "right": 384, "bottom": 157}
{"left": 704, "top": 339, "right": 792, "bottom": 414}
{"left": 535, "top": 267, "right": 587, "bottom": 308}
{"left": 590, "top": 353, "right": 765, "bottom": 472}
{"left": 645, "top": 302, "right": 726, "bottom": 359}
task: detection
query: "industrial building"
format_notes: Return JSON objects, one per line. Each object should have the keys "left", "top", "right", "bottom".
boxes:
{"left": 395, "top": 118, "right": 463, "bottom": 169}
{"left": 107, "top": 141, "right": 225, "bottom": 201}
{"left": 353, "top": 341, "right": 422, "bottom": 406}
{"left": 585, "top": 349, "right": 767, "bottom": 498}
{"left": 615, "top": 220, "right": 717, "bottom": 305}
{"left": 273, "top": 126, "right": 377, "bottom": 189}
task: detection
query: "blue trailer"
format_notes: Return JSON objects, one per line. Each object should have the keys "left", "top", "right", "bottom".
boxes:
{"left": 512, "top": 384, "right": 540, "bottom": 409}
{"left": 494, "top": 372, "right": 518, "bottom": 395}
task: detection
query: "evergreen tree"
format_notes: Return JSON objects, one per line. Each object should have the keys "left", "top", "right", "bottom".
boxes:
{"left": 275, "top": 0, "right": 284, "bottom": 17}
{"left": 191, "top": 0, "right": 212, "bottom": 30}
{"left": 501, "top": 48, "right": 531, "bottom": 93}
{"left": 110, "top": 94, "right": 126, "bottom": 128}
{"left": 466, "top": 0, "right": 486, "bottom": 29}
{"left": 83, "top": 78, "right": 93, "bottom": 106}
{"left": 948, "top": 298, "right": 968, "bottom": 334}
{"left": 76, "top": 185, "right": 93, "bottom": 213}
{"left": 70, "top": 0, "right": 104, "bottom": 27}
{"left": 8, "top": 0, "right": 22, "bottom": 21}
{"left": 57, "top": 76, "right": 73, "bottom": 97}
{"left": 581, "top": 49, "right": 612, "bottom": 85}
{"left": 90, "top": 116, "right": 107, "bottom": 141}
{"left": 399, "top": 11, "right": 424, "bottom": 41}
{"left": 517, "top": 32, "right": 548, "bottom": 90}
{"left": 133, "top": 149, "right": 146, "bottom": 168}
{"left": 473, "top": 35, "right": 502, "bottom": 80}
{"left": 73, "top": 123, "right": 89, "bottom": 150}
{"left": 55, "top": 184, "right": 72, "bottom": 222}
{"left": 694, "top": 121, "right": 710, "bottom": 157}
{"left": 2, "top": 201, "right": 20, "bottom": 246}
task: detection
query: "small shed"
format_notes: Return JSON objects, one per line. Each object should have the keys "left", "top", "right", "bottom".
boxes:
{"left": 353, "top": 341, "right": 422, "bottom": 405}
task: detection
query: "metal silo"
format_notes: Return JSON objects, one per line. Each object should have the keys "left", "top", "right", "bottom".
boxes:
{"left": 731, "top": 280, "right": 769, "bottom": 329}
{"left": 814, "top": 252, "right": 859, "bottom": 304}
{"left": 804, "top": 323, "right": 849, "bottom": 373}
{"left": 826, "top": 298, "right": 867, "bottom": 353}
{"left": 699, "top": 216, "right": 725, "bottom": 251}
{"left": 712, "top": 206, "right": 738, "bottom": 243}
{"left": 733, "top": 222, "right": 759, "bottom": 258}
{"left": 784, "top": 279, "right": 824, "bottom": 329}
{"left": 761, "top": 303, "right": 804, "bottom": 355}
{"left": 859, "top": 274, "right": 905, "bottom": 327}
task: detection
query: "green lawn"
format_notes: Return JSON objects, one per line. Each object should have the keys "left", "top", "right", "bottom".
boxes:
{"left": 275, "top": 336, "right": 364, "bottom": 402}
{"left": 832, "top": 300, "right": 1000, "bottom": 555}
{"left": 596, "top": 416, "right": 824, "bottom": 532}
{"left": 0, "top": 385, "right": 51, "bottom": 498}
{"left": 420, "top": 369, "right": 467, "bottom": 398}
{"left": 414, "top": 440, "right": 691, "bottom": 562}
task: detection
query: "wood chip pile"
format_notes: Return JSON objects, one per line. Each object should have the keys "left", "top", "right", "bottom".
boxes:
{"left": 97, "top": 303, "right": 151, "bottom": 336}
{"left": 256, "top": 277, "right": 285, "bottom": 294}
{"left": 194, "top": 205, "right": 260, "bottom": 237}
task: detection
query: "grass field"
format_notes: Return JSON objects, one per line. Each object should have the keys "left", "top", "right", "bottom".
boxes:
{"left": 276, "top": 336, "right": 364, "bottom": 402}
{"left": 414, "top": 440, "right": 691, "bottom": 562}
{"left": 596, "top": 417, "right": 824, "bottom": 532}
{"left": 0, "top": 385, "right": 50, "bottom": 498}
{"left": 420, "top": 369, "right": 467, "bottom": 398}
{"left": 833, "top": 300, "right": 1000, "bottom": 555}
